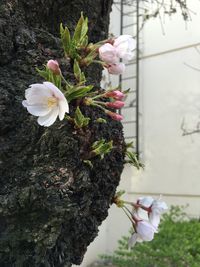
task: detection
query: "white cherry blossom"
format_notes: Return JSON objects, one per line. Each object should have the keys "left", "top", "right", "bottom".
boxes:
{"left": 22, "top": 82, "right": 69, "bottom": 127}
{"left": 99, "top": 43, "right": 118, "bottom": 64}
{"left": 113, "top": 35, "right": 136, "bottom": 61}
{"left": 128, "top": 220, "right": 157, "bottom": 248}
{"left": 137, "top": 196, "right": 168, "bottom": 228}
{"left": 107, "top": 63, "right": 125, "bottom": 75}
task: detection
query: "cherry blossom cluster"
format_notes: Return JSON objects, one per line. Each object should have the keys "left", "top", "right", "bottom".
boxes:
{"left": 84, "top": 89, "right": 125, "bottom": 121}
{"left": 22, "top": 15, "right": 135, "bottom": 127}
{"left": 21, "top": 14, "right": 165, "bottom": 252}
{"left": 114, "top": 194, "right": 168, "bottom": 247}
{"left": 99, "top": 35, "right": 136, "bottom": 75}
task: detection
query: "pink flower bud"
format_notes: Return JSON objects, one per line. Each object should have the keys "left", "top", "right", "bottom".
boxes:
{"left": 99, "top": 43, "right": 118, "bottom": 64}
{"left": 104, "top": 90, "right": 125, "bottom": 100}
{"left": 106, "top": 101, "right": 125, "bottom": 109}
{"left": 107, "top": 63, "right": 125, "bottom": 75}
{"left": 106, "top": 111, "right": 123, "bottom": 121}
{"left": 47, "top": 60, "right": 61, "bottom": 75}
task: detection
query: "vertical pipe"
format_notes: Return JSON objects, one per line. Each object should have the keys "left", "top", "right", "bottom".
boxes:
{"left": 120, "top": 0, "right": 123, "bottom": 36}
{"left": 119, "top": 0, "right": 123, "bottom": 115}
{"left": 136, "top": 0, "right": 140, "bottom": 157}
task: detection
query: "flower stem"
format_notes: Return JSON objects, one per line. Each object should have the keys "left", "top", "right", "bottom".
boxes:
{"left": 93, "top": 100, "right": 106, "bottom": 106}
{"left": 91, "top": 94, "right": 106, "bottom": 100}
{"left": 124, "top": 205, "right": 134, "bottom": 217}
{"left": 122, "top": 207, "right": 133, "bottom": 224}
{"left": 93, "top": 60, "right": 106, "bottom": 66}
{"left": 91, "top": 103, "right": 107, "bottom": 112}
{"left": 61, "top": 74, "right": 71, "bottom": 88}
{"left": 124, "top": 201, "right": 134, "bottom": 205}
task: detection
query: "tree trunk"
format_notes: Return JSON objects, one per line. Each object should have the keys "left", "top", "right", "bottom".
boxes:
{"left": 0, "top": 1, "right": 125, "bottom": 266}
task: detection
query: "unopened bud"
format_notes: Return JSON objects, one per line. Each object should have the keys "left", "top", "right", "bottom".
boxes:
{"left": 104, "top": 90, "right": 125, "bottom": 100}
{"left": 106, "top": 101, "right": 125, "bottom": 109}
{"left": 47, "top": 60, "right": 61, "bottom": 75}
{"left": 106, "top": 111, "right": 123, "bottom": 121}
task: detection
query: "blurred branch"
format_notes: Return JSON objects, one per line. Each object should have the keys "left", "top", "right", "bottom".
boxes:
{"left": 183, "top": 62, "right": 200, "bottom": 72}
{"left": 181, "top": 46, "right": 200, "bottom": 136}
{"left": 181, "top": 119, "right": 200, "bottom": 136}
{"left": 114, "top": 0, "right": 194, "bottom": 25}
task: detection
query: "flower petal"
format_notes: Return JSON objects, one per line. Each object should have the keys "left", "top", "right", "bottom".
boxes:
{"left": 58, "top": 99, "right": 69, "bottom": 120}
{"left": 26, "top": 105, "right": 51, "bottom": 117}
{"left": 128, "top": 233, "right": 138, "bottom": 248}
{"left": 22, "top": 100, "right": 28, "bottom": 108}
{"left": 138, "top": 196, "right": 154, "bottom": 207}
{"left": 149, "top": 212, "right": 161, "bottom": 229}
{"left": 37, "top": 107, "right": 59, "bottom": 127}
{"left": 24, "top": 95, "right": 47, "bottom": 105}
{"left": 113, "top": 35, "right": 133, "bottom": 47}
{"left": 43, "top": 82, "right": 65, "bottom": 100}
{"left": 136, "top": 220, "right": 156, "bottom": 241}
{"left": 25, "top": 84, "right": 52, "bottom": 99}
{"left": 99, "top": 43, "right": 118, "bottom": 64}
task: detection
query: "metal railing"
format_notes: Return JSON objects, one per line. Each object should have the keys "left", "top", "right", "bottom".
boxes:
{"left": 119, "top": 0, "right": 140, "bottom": 157}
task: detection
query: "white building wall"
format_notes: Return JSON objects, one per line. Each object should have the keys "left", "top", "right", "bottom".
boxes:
{"left": 79, "top": 1, "right": 200, "bottom": 266}
{"left": 133, "top": 0, "right": 200, "bottom": 217}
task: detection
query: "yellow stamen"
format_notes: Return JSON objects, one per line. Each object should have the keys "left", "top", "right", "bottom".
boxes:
{"left": 47, "top": 97, "right": 58, "bottom": 108}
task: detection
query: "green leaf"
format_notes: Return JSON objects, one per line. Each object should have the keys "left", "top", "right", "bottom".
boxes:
{"left": 54, "top": 74, "right": 62, "bottom": 89}
{"left": 92, "top": 139, "right": 113, "bottom": 159}
{"left": 125, "top": 141, "right": 134, "bottom": 149}
{"left": 73, "top": 60, "right": 85, "bottom": 84}
{"left": 74, "top": 107, "right": 90, "bottom": 128}
{"left": 60, "top": 23, "right": 71, "bottom": 55}
{"left": 125, "top": 151, "right": 144, "bottom": 170}
{"left": 80, "top": 35, "right": 88, "bottom": 47}
{"left": 66, "top": 85, "right": 93, "bottom": 102}
{"left": 83, "top": 46, "right": 98, "bottom": 66}
{"left": 36, "top": 68, "right": 49, "bottom": 80}
{"left": 73, "top": 13, "right": 88, "bottom": 45}
{"left": 123, "top": 88, "right": 131, "bottom": 95}
{"left": 80, "top": 72, "right": 86, "bottom": 83}
{"left": 92, "top": 139, "right": 105, "bottom": 150}
{"left": 36, "top": 67, "right": 61, "bottom": 89}
{"left": 83, "top": 160, "right": 93, "bottom": 168}
{"left": 96, "top": 118, "right": 107, "bottom": 124}
{"left": 115, "top": 190, "right": 126, "bottom": 198}
{"left": 73, "top": 59, "right": 81, "bottom": 80}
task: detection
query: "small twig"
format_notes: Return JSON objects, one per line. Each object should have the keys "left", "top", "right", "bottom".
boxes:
{"left": 181, "top": 118, "right": 200, "bottom": 136}
{"left": 183, "top": 62, "right": 200, "bottom": 72}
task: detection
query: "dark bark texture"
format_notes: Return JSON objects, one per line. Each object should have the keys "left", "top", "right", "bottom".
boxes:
{"left": 0, "top": 1, "right": 125, "bottom": 266}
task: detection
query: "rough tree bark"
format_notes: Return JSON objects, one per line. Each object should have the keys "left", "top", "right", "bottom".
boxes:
{"left": 0, "top": 1, "right": 125, "bottom": 266}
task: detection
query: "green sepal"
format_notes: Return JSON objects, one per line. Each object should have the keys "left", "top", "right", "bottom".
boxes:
{"left": 74, "top": 107, "right": 90, "bottom": 128}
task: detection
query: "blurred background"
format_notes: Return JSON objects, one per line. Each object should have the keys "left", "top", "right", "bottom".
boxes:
{"left": 78, "top": 0, "right": 200, "bottom": 266}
